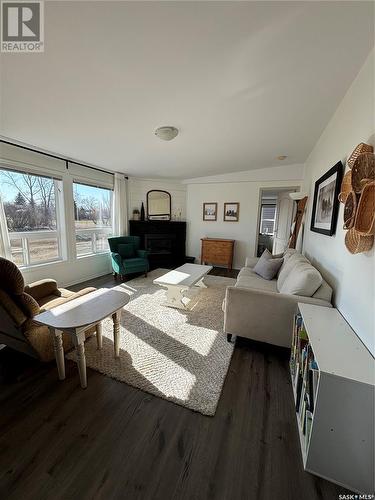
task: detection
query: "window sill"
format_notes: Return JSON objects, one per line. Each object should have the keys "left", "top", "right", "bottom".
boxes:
{"left": 76, "top": 251, "right": 110, "bottom": 260}
{"left": 19, "top": 258, "right": 65, "bottom": 272}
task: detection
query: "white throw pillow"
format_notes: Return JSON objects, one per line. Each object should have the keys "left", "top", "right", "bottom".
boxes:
{"left": 277, "top": 253, "right": 308, "bottom": 290}
{"left": 279, "top": 261, "right": 323, "bottom": 297}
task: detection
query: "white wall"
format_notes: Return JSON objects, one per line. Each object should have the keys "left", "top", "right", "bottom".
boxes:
{"left": 128, "top": 178, "right": 187, "bottom": 220}
{"left": 186, "top": 165, "right": 304, "bottom": 269}
{"left": 303, "top": 49, "right": 375, "bottom": 356}
{"left": 21, "top": 253, "right": 111, "bottom": 288}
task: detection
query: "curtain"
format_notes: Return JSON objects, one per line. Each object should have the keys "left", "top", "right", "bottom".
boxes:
{"left": 113, "top": 173, "right": 128, "bottom": 236}
{"left": 0, "top": 195, "right": 10, "bottom": 258}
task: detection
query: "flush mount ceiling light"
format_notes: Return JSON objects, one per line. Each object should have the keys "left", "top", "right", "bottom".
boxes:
{"left": 277, "top": 155, "right": 288, "bottom": 161}
{"left": 154, "top": 126, "right": 179, "bottom": 141}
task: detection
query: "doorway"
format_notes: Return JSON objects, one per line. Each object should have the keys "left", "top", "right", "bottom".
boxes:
{"left": 256, "top": 188, "right": 297, "bottom": 257}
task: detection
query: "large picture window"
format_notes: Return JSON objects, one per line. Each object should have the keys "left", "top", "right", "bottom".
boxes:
{"left": 0, "top": 168, "right": 63, "bottom": 266}
{"left": 73, "top": 182, "right": 113, "bottom": 256}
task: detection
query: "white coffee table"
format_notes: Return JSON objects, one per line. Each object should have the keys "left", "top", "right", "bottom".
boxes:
{"left": 34, "top": 287, "right": 129, "bottom": 388}
{"left": 153, "top": 263, "right": 213, "bottom": 309}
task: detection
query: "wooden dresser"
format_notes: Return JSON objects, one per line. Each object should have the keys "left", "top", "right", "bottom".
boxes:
{"left": 200, "top": 238, "right": 235, "bottom": 271}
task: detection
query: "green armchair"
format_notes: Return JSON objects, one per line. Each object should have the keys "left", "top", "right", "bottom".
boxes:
{"left": 108, "top": 236, "right": 149, "bottom": 280}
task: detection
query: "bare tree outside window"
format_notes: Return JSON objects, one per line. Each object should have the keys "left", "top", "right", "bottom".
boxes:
{"left": 0, "top": 170, "right": 56, "bottom": 231}
{"left": 0, "top": 168, "right": 60, "bottom": 266}
{"left": 73, "top": 182, "right": 113, "bottom": 256}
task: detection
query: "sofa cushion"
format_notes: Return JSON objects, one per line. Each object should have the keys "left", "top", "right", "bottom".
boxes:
{"left": 279, "top": 261, "right": 323, "bottom": 297}
{"left": 118, "top": 243, "right": 135, "bottom": 259}
{"left": 277, "top": 252, "right": 309, "bottom": 290}
{"left": 238, "top": 267, "right": 257, "bottom": 278}
{"left": 312, "top": 280, "right": 333, "bottom": 302}
{"left": 244, "top": 256, "right": 259, "bottom": 268}
{"left": 253, "top": 249, "right": 283, "bottom": 280}
{"left": 235, "top": 275, "right": 278, "bottom": 293}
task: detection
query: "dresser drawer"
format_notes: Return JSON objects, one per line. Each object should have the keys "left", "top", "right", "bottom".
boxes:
{"left": 200, "top": 239, "right": 235, "bottom": 270}
{"left": 202, "top": 249, "right": 229, "bottom": 260}
{"left": 208, "top": 255, "right": 229, "bottom": 265}
{"left": 210, "top": 241, "right": 232, "bottom": 250}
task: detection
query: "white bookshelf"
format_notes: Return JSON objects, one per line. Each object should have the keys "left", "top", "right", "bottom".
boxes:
{"left": 290, "top": 303, "right": 374, "bottom": 494}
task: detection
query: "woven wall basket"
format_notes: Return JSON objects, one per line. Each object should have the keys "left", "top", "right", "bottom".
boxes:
{"left": 347, "top": 143, "right": 373, "bottom": 169}
{"left": 343, "top": 190, "right": 357, "bottom": 230}
{"left": 345, "top": 228, "right": 373, "bottom": 254}
{"left": 338, "top": 170, "right": 352, "bottom": 204}
{"left": 351, "top": 153, "right": 375, "bottom": 194}
{"left": 354, "top": 181, "right": 375, "bottom": 236}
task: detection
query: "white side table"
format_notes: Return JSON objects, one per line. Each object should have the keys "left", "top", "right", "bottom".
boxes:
{"left": 34, "top": 287, "right": 130, "bottom": 388}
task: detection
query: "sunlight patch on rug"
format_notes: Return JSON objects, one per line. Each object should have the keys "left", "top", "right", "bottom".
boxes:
{"left": 66, "top": 269, "right": 235, "bottom": 415}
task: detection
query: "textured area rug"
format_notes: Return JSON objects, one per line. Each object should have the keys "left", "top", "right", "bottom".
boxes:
{"left": 66, "top": 269, "right": 235, "bottom": 415}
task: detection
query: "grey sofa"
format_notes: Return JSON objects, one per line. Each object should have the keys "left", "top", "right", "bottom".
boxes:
{"left": 223, "top": 250, "right": 332, "bottom": 348}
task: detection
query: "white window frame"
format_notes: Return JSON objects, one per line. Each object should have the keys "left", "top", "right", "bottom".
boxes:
{"left": 0, "top": 165, "right": 66, "bottom": 268}
{"left": 72, "top": 181, "right": 114, "bottom": 258}
{"left": 260, "top": 203, "right": 277, "bottom": 236}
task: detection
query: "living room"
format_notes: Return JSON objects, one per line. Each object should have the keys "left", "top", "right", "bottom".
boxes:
{"left": 0, "top": 1, "right": 374, "bottom": 499}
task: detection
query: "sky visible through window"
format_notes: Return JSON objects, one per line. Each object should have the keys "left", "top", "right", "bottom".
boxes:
{"left": 0, "top": 173, "right": 109, "bottom": 202}
{"left": 73, "top": 182, "right": 112, "bottom": 228}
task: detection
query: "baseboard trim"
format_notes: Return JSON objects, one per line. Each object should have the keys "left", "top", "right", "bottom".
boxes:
{"left": 61, "top": 270, "right": 112, "bottom": 288}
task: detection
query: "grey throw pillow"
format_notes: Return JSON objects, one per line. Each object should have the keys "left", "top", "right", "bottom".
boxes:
{"left": 253, "top": 249, "right": 284, "bottom": 280}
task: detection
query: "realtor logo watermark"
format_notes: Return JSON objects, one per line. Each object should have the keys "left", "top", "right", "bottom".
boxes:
{"left": 1, "top": 1, "right": 44, "bottom": 52}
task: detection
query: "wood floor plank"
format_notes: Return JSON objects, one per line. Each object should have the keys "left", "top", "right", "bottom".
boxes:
{"left": 0, "top": 271, "right": 351, "bottom": 500}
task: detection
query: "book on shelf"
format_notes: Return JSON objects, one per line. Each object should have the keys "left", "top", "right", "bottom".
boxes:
{"left": 308, "top": 368, "right": 315, "bottom": 413}
{"left": 295, "top": 373, "right": 303, "bottom": 411}
{"left": 291, "top": 312, "right": 320, "bottom": 447}
{"left": 311, "top": 368, "right": 319, "bottom": 403}
{"left": 305, "top": 410, "right": 313, "bottom": 449}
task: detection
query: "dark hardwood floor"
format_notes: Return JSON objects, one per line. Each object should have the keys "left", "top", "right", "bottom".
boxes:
{"left": 0, "top": 269, "right": 349, "bottom": 500}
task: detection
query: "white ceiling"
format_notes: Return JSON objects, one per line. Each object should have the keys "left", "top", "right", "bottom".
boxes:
{"left": 0, "top": 1, "right": 373, "bottom": 179}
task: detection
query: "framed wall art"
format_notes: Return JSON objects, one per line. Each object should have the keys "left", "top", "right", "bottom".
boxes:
{"left": 224, "top": 202, "right": 240, "bottom": 222}
{"left": 310, "top": 161, "right": 343, "bottom": 236}
{"left": 203, "top": 202, "right": 218, "bottom": 221}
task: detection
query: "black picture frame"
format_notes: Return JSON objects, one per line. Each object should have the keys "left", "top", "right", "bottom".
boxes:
{"left": 310, "top": 161, "right": 343, "bottom": 236}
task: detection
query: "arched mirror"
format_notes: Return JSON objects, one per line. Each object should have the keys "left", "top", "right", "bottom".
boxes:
{"left": 147, "top": 190, "right": 171, "bottom": 220}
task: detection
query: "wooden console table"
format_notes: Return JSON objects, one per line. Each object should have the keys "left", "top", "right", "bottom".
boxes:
{"left": 200, "top": 238, "right": 235, "bottom": 270}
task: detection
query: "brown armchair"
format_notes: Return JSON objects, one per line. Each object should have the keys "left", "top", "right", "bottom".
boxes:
{"left": 0, "top": 257, "right": 97, "bottom": 362}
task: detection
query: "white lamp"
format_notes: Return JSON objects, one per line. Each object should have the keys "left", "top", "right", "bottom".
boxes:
{"left": 154, "top": 126, "right": 179, "bottom": 141}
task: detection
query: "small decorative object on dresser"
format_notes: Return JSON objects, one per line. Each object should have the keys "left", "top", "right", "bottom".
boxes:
{"left": 203, "top": 202, "right": 217, "bottom": 221}
{"left": 223, "top": 202, "right": 239, "bottom": 222}
{"left": 132, "top": 208, "right": 140, "bottom": 220}
{"left": 201, "top": 237, "right": 234, "bottom": 270}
